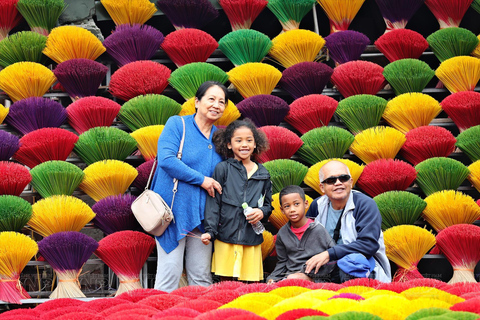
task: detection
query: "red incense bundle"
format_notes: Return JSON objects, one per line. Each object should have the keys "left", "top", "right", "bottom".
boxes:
{"left": 424, "top": 0, "right": 473, "bottom": 28}
{"left": 374, "top": 29, "right": 429, "bottom": 62}
{"left": 285, "top": 94, "right": 338, "bottom": 134}
{"left": 441, "top": 91, "right": 480, "bottom": 132}
{"left": 331, "top": 60, "right": 386, "bottom": 98}
{"left": 219, "top": 0, "right": 268, "bottom": 30}
{"left": 258, "top": 126, "right": 303, "bottom": 163}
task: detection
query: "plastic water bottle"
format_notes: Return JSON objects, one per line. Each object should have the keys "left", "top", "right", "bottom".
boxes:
{"left": 242, "top": 202, "right": 265, "bottom": 234}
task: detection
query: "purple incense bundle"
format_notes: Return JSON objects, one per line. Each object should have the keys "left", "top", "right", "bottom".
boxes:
{"left": 92, "top": 194, "right": 140, "bottom": 235}
{"left": 37, "top": 231, "right": 98, "bottom": 299}
{"left": 156, "top": 0, "right": 219, "bottom": 30}
{"left": 103, "top": 24, "right": 164, "bottom": 67}
{"left": 132, "top": 160, "right": 155, "bottom": 190}
{"left": 324, "top": 30, "right": 370, "bottom": 65}
{"left": 280, "top": 62, "right": 333, "bottom": 99}
{"left": 375, "top": 0, "right": 425, "bottom": 31}
{"left": 0, "top": 131, "right": 20, "bottom": 161}
{"left": 53, "top": 59, "right": 108, "bottom": 100}
{"left": 6, "top": 97, "right": 67, "bottom": 135}
{"left": 236, "top": 95, "right": 289, "bottom": 127}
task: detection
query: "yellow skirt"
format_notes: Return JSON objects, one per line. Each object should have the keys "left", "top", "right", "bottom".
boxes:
{"left": 211, "top": 240, "right": 263, "bottom": 281}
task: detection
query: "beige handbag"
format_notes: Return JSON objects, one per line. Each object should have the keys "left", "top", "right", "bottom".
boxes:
{"left": 131, "top": 117, "right": 185, "bottom": 237}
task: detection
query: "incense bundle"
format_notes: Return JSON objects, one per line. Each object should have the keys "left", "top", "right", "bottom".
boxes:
{"left": 168, "top": 63, "right": 229, "bottom": 100}
{"left": 38, "top": 232, "right": 98, "bottom": 298}
{"left": 0, "top": 195, "right": 32, "bottom": 232}
{"left": 374, "top": 0, "right": 425, "bottom": 31}
{"left": 383, "top": 93, "right": 442, "bottom": 134}
{"left": 269, "top": 29, "right": 325, "bottom": 68}
{"left": 263, "top": 159, "right": 308, "bottom": 194}
{"left": 0, "top": 130, "right": 20, "bottom": 161}
{"left": 456, "top": 125, "right": 480, "bottom": 162}
{"left": 382, "top": 59, "right": 435, "bottom": 95}
{"left": 261, "top": 230, "right": 275, "bottom": 261}
{"left": 53, "top": 59, "right": 108, "bottom": 100}
{"left": 0, "top": 104, "right": 7, "bottom": 124}
{"left": 374, "top": 29, "right": 429, "bottom": 62}
{"left": 100, "top": 0, "right": 157, "bottom": 25}
{"left": 285, "top": 94, "right": 338, "bottom": 134}
{"left": 0, "top": 61, "right": 56, "bottom": 102}
{"left": 180, "top": 98, "right": 241, "bottom": 127}
{"left": 258, "top": 126, "right": 303, "bottom": 163}
{"left": 103, "top": 24, "right": 164, "bottom": 67}
{"left": 132, "top": 160, "right": 154, "bottom": 190}
{"left": 0, "top": 0, "right": 22, "bottom": 40}
{"left": 422, "top": 190, "right": 480, "bottom": 232}
{"left": 74, "top": 127, "right": 138, "bottom": 165}
{"left": 227, "top": 62, "right": 282, "bottom": 98}
{"left": 441, "top": 91, "right": 480, "bottom": 132}
{"left": 335, "top": 94, "right": 387, "bottom": 135}
{"left": 30, "top": 160, "right": 85, "bottom": 197}
{"left": 0, "top": 232, "right": 38, "bottom": 304}
{"left": 92, "top": 194, "right": 140, "bottom": 235}
{"left": 349, "top": 126, "right": 406, "bottom": 164}
{"left": 161, "top": 28, "right": 218, "bottom": 67}
{"left": 236, "top": 94, "right": 289, "bottom": 127}
{"left": 218, "top": 29, "right": 272, "bottom": 66}
{"left": 16, "top": 0, "right": 65, "bottom": 36}
{"left": 79, "top": 160, "right": 138, "bottom": 202}
{"left": 280, "top": 62, "right": 333, "bottom": 99}
{"left": 157, "top": 0, "right": 218, "bottom": 30}
{"left": 0, "top": 31, "right": 47, "bottom": 67}
{"left": 66, "top": 96, "right": 121, "bottom": 135}
{"left": 324, "top": 30, "right": 370, "bottom": 65}
{"left": 6, "top": 97, "right": 67, "bottom": 135}
{"left": 0, "top": 162, "right": 31, "bottom": 196}
{"left": 29, "top": 195, "right": 95, "bottom": 237}
{"left": 424, "top": 0, "right": 473, "bottom": 28}
{"left": 266, "top": 0, "right": 316, "bottom": 31}
{"left": 219, "top": 0, "right": 268, "bottom": 31}
{"left": 435, "top": 56, "right": 480, "bottom": 93}
{"left": 426, "top": 27, "right": 479, "bottom": 63}
{"left": 331, "top": 60, "right": 386, "bottom": 98}
{"left": 467, "top": 160, "right": 480, "bottom": 193}
{"left": 298, "top": 126, "right": 355, "bottom": 165}
{"left": 43, "top": 26, "right": 106, "bottom": 64}
{"left": 415, "top": 157, "right": 470, "bottom": 196}
{"left": 317, "top": 0, "right": 366, "bottom": 33}
{"left": 109, "top": 61, "right": 171, "bottom": 101}
{"left": 130, "top": 125, "right": 165, "bottom": 161}
{"left": 373, "top": 191, "right": 426, "bottom": 230}
{"left": 13, "top": 128, "right": 78, "bottom": 169}
{"left": 95, "top": 231, "right": 155, "bottom": 296}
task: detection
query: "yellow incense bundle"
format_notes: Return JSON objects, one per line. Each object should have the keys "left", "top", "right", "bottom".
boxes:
{"left": 227, "top": 62, "right": 282, "bottom": 98}
{"left": 100, "top": 0, "right": 157, "bottom": 25}
{"left": 130, "top": 125, "right": 165, "bottom": 161}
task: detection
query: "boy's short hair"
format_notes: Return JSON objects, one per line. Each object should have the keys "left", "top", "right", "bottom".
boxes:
{"left": 279, "top": 185, "right": 306, "bottom": 206}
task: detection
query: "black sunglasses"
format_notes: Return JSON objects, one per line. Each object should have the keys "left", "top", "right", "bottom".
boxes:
{"left": 321, "top": 174, "right": 351, "bottom": 185}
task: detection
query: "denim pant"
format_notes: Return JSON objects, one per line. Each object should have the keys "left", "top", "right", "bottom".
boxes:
{"left": 154, "top": 228, "right": 213, "bottom": 292}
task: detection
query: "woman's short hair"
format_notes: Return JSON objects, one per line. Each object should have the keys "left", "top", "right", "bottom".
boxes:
{"left": 195, "top": 81, "right": 229, "bottom": 105}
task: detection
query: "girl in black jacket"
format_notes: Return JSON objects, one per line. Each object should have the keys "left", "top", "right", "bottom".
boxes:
{"left": 201, "top": 119, "right": 272, "bottom": 281}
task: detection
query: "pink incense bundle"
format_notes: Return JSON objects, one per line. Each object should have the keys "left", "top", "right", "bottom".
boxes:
{"left": 284, "top": 94, "right": 338, "bottom": 134}
{"left": 95, "top": 231, "right": 155, "bottom": 296}
{"left": 436, "top": 224, "right": 480, "bottom": 283}
{"left": 400, "top": 126, "right": 456, "bottom": 165}
{"left": 0, "top": 161, "right": 31, "bottom": 196}
{"left": 441, "top": 91, "right": 480, "bottom": 132}
{"left": 161, "top": 28, "right": 218, "bottom": 67}
{"left": 279, "top": 62, "right": 333, "bottom": 99}
{"left": 424, "top": 0, "right": 473, "bottom": 28}
{"left": 219, "top": 0, "right": 268, "bottom": 30}
{"left": 330, "top": 60, "right": 386, "bottom": 98}
{"left": 0, "top": 0, "right": 22, "bottom": 40}
{"left": 66, "top": 96, "right": 122, "bottom": 134}
{"left": 258, "top": 126, "right": 303, "bottom": 163}
{"left": 374, "top": 29, "right": 429, "bottom": 62}
{"left": 356, "top": 158, "right": 417, "bottom": 197}
{"left": 109, "top": 60, "right": 171, "bottom": 101}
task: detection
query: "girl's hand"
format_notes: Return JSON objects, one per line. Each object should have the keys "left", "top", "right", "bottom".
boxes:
{"left": 201, "top": 177, "right": 222, "bottom": 197}
{"left": 201, "top": 233, "right": 211, "bottom": 245}
{"left": 246, "top": 209, "right": 264, "bottom": 225}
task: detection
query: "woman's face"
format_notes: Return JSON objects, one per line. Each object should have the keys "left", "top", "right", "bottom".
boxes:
{"left": 195, "top": 85, "right": 226, "bottom": 123}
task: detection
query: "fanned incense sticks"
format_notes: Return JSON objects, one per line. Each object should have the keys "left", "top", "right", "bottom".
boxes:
{"left": 0, "top": 0, "right": 22, "bottom": 40}
{"left": 0, "top": 195, "right": 32, "bottom": 232}
{"left": 0, "top": 162, "right": 31, "bottom": 196}
{"left": 426, "top": 27, "right": 479, "bottom": 63}
{"left": 236, "top": 94, "right": 290, "bottom": 127}
{"left": 100, "top": 0, "right": 157, "bottom": 25}
{"left": 317, "top": 0, "right": 366, "bottom": 33}
{"left": 0, "top": 31, "right": 47, "bottom": 67}
{"left": 374, "top": 29, "right": 428, "bottom": 62}
{"left": 92, "top": 194, "right": 140, "bottom": 235}
{"left": 130, "top": 125, "right": 165, "bottom": 161}
{"left": 227, "top": 62, "right": 282, "bottom": 98}
{"left": 382, "top": 59, "right": 435, "bottom": 95}
{"left": 218, "top": 29, "right": 272, "bottom": 66}
{"left": 30, "top": 160, "right": 85, "bottom": 197}
{"left": 441, "top": 91, "right": 480, "bottom": 132}
{"left": 374, "top": 0, "right": 425, "bottom": 31}
{"left": 267, "top": 0, "right": 316, "bottom": 31}
{"left": 156, "top": 0, "right": 218, "bottom": 30}
{"left": 219, "top": 0, "right": 268, "bottom": 31}
{"left": 456, "top": 125, "right": 480, "bottom": 162}
{"left": 374, "top": 191, "right": 426, "bottom": 230}
{"left": 132, "top": 159, "right": 155, "bottom": 190}
{"left": 285, "top": 94, "right": 338, "bottom": 134}
{"left": 263, "top": 159, "right": 308, "bottom": 194}
{"left": 0, "top": 131, "right": 20, "bottom": 161}
{"left": 16, "top": 0, "right": 65, "bottom": 36}
{"left": 424, "top": 0, "right": 474, "bottom": 28}
{"left": 280, "top": 62, "right": 333, "bottom": 99}
{"left": 331, "top": 60, "right": 386, "bottom": 98}
{"left": 324, "top": 30, "right": 370, "bottom": 65}
{"left": 335, "top": 95, "right": 387, "bottom": 135}
{"left": 258, "top": 126, "right": 303, "bottom": 163}
{"left": 435, "top": 56, "right": 480, "bottom": 93}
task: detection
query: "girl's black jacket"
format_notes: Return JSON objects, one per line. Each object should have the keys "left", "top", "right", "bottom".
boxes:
{"left": 204, "top": 158, "right": 273, "bottom": 246}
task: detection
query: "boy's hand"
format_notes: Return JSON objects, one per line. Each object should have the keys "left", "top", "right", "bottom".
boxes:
{"left": 246, "top": 209, "right": 264, "bottom": 225}
{"left": 201, "top": 233, "right": 211, "bottom": 245}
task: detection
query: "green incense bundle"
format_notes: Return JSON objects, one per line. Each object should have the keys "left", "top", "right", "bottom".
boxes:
{"left": 74, "top": 127, "right": 138, "bottom": 165}
{"left": 168, "top": 62, "right": 229, "bottom": 100}
{"left": 383, "top": 59, "right": 435, "bottom": 95}
{"left": 118, "top": 94, "right": 182, "bottom": 131}
{"left": 426, "top": 27, "right": 479, "bottom": 62}
{"left": 0, "top": 195, "right": 33, "bottom": 232}
{"left": 373, "top": 191, "right": 426, "bottom": 230}
{"left": 218, "top": 29, "right": 273, "bottom": 67}
{"left": 297, "top": 126, "right": 354, "bottom": 165}
{"left": 267, "top": 0, "right": 316, "bottom": 31}
{"left": 16, "top": 0, "right": 66, "bottom": 36}
{"left": 263, "top": 159, "right": 308, "bottom": 194}
{"left": 335, "top": 94, "right": 387, "bottom": 135}
{"left": 0, "top": 31, "right": 47, "bottom": 67}
{"left": 415, "top": 157, "right": 470, "bottom": 196}
{"left": 30, "top": 161, "right": 85, "bottom": 197}
{"left": 456, "top": 125, "right": 480, "bottom": 162}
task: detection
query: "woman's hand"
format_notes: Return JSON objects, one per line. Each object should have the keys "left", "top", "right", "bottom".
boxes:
{"left": 246, "top": 209, "right": 264, "bottom": 225}
{"left": 201, "top": 177, "right": 222, "bottom": 197}
{"left": 201, "top": 233, "right": 211, "bottom": 245}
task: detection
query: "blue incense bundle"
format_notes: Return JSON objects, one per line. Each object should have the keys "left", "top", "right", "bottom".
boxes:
{"left": 236, "top": 95, "right": 290, "bottom": 127}
{"left": 103, "top": 24, "right": 164, "bottom": 67}
{"left": 92, "top": 194, "right": 140, "bottom": 235}
{"left": 280, "top": 62, "right": 333, "bottom": 99}
{"left": 156, "top": 0, "right": 218, "bottom": 30}
{"left": 0, "top": 131, "right": 20, "bottom": 161}
{"left": 325, "top": 30, "right": 370, "bottom": 65}
{"left": 6, "top": 97, "right": 67, "bottom": 135}
{"left": 375, "top": 0, "right": 425, "bottom": 31}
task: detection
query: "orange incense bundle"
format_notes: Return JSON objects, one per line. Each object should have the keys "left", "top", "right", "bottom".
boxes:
{"left": 285, "top": 94, "right": 338, "bottom": 134}
{"left": 331, "top": 60, "right": 386, "bottom": 98}
{"left": 374, "top": 29, "right": 429, "bottom": 62}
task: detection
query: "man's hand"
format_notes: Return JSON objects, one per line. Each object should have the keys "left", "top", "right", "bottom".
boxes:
{"left": 305, "top": 251, "right": 330, "bottom": 274}
{"left": 201, "top": 233, "right": 211, "bottom": 245}
{"left": 267, "top": 279, "right": 275, "bottom": 284}
{"left": 246, "top": 209, "right": 264, "bottom": 225}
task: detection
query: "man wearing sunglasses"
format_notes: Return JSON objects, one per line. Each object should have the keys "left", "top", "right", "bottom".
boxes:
{"left": 304, "top": 160, "right": 391, "bottom": 283}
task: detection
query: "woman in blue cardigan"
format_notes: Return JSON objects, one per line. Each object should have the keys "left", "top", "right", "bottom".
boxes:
{"left": 152, "top": 81, "right": 228, "bottom": 292}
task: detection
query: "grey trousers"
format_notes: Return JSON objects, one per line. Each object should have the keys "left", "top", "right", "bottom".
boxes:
{"left": 154, "top": 228, "right": 213, "bottom": 292}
